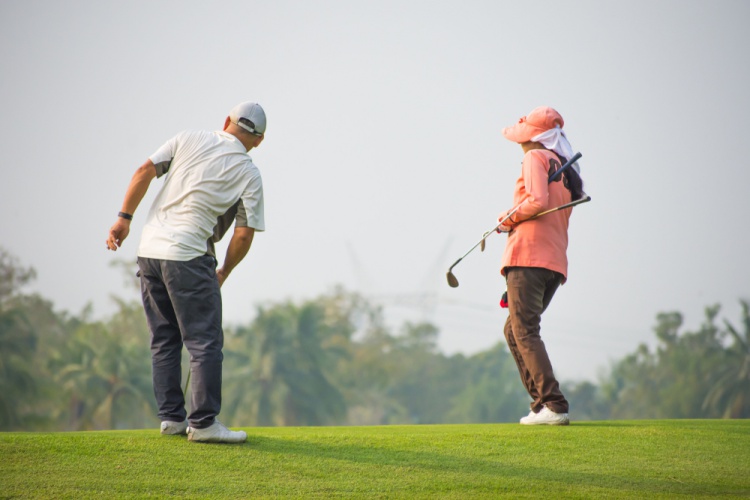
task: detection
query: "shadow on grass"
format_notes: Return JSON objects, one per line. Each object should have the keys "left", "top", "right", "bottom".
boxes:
{"left": 243, "top": 434, "right": 724, "bottom": 496}
{"left": 569, "top": 421, "right": 638, "bottom": 427}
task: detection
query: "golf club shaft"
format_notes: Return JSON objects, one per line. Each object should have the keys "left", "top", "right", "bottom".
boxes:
{"left": 528, "top": 195, "right": 591, "bottom": 220}
{"left": 485, "top": 195, "right": 590, "bottom": 239}
{"left": 447, "top": 196, "right": 588, "bottom": 282}
{"left": 448, "top": 206, "right": 519, "bottom": 272}
{"left": 446, "top": 152, "right": 584, "bottom": 287}
{"left": 478, "top": 152, "right": 583, "bottom": 243}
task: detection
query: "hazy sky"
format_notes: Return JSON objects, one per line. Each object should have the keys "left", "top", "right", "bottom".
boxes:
{"left": 1, "top": 0, "right": 748, "bottom": 381}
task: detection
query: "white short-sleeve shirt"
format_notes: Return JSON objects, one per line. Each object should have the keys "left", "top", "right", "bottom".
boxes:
{"left": 137, "top": 130, "right": 265, "bottom": 261}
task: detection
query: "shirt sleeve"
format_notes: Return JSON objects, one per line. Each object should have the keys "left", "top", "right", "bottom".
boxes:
{"left": 148, "top": 134, "right": 180, "bottom": 178}
{"left": 512, "top": 150, "right": 551, "bottom": 223}
{"left": 238, "top": 172, "right": 265, "bottom": 231}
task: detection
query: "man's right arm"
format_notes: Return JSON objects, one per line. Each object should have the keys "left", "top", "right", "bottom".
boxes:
{"left": 216, "top": 226, "right": 255, "bottom": 287}
{"left": 105, "top": 159, "right": 157, "bottom": 251}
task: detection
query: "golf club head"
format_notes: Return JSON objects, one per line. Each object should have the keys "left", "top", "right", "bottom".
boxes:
{"left": 446, "top": 271, "right": 459, "bottom": 288}
{"left": 480, "top": 230, "right": 491, "bottom": 252}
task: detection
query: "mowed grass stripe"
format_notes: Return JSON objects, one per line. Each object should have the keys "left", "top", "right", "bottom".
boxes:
{"left": 2, "top": 420, "right": 749, "bottom": 498}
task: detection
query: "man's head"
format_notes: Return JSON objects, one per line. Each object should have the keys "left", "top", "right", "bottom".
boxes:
{"left": 224, "top": 101, "right": 266, "bottom": 151}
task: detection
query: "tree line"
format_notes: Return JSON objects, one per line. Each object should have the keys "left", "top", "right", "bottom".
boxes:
{"left": 1, "top": 247, "right": 748, "bottom": 431}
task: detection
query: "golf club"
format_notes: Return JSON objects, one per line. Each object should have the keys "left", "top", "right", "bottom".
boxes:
{"left": 480, "top": 193, "right": 592, "bottom": 252}
{"left": 446, "top": 152, "right": 583, "bottom": 288}
{"left": 528, "top": 194, "right": 591, "bottom": 221}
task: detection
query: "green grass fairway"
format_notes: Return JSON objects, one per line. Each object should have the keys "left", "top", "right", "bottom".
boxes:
{"left": 2, "top": 420, "right": 749, "bottom": 498}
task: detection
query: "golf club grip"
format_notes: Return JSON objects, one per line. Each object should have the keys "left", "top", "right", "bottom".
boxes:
{"left": 548, "top": 152, "right": 582, "bottom": 183}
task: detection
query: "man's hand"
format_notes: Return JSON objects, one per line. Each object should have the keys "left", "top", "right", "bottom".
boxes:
{"left": 216, "top": 267, "right": 228, "bottom": 287}
{"left": 105, "top": 159, "right": 157, "bottom": 252}
{"left": 216, "top": 226, "right": 255, "bottom": 288}
{"left": 106, "top": 218, "right": 131, "bottom": 251}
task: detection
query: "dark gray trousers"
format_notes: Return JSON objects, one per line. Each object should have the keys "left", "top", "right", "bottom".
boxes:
{"left": 137, "top": 255, "right": 223, "bottom": 429}
{"left": 503, "top": 267, "right": 569, "bottom": 414}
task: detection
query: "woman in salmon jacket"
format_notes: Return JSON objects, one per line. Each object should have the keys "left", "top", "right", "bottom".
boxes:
{"left": 497, "top": 106, "right": 585, "bottom": 426}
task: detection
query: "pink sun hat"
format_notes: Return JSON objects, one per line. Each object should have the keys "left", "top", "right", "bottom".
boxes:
{"left": 502, "top": 106, "right": 564, "bottom": 143}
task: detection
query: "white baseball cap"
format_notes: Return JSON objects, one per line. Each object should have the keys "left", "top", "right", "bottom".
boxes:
{"left": 229, "top": 101, "right": 266, "bottom": 136}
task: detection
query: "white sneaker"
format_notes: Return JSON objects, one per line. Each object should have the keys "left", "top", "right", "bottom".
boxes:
{"left": 188, "top": 421, "right": 247, "bottom": 443}
{"left": 160, "top": 420, "right": 188, "bottom": 435}
{"left": 520, "top": 406, "right": 569, "bottom": 426}
{"left": 519, "top": 410, "right": 538, "bottom": 425}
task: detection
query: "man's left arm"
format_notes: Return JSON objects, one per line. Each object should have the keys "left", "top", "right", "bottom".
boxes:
{"left": 216, "top": 226, "right": 255, "bottom": 287}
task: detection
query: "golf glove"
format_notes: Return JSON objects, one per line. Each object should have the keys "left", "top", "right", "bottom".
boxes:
{"left": 496, "top": 210, "right": 515, "bottom": 233}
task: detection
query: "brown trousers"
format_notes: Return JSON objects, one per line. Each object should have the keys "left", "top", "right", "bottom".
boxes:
{"left": 503, "top": 267, "right": 569, "bottom": 414}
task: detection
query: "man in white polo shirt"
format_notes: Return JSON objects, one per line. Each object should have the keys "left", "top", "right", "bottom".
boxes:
{"left": 105, "top": 102, "right": 267, "bottom": 443}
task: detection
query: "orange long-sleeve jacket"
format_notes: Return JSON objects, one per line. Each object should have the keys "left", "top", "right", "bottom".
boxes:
{"left": 500, "top": 149, "right": 573, "bottom": 282}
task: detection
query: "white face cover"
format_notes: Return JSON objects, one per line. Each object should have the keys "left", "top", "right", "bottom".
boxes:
{"left": 531, "top": 126, "right": 581, "bottom": 174}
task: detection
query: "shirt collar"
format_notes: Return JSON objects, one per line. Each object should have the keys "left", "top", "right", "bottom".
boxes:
{"left": 216, "top": 130, "right": 250, "bottom": 155}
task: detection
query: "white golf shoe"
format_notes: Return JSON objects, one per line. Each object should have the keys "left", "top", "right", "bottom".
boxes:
{"left": 188, "top": 420, "right": 247, "bottom": 443}
{"left": 520, "top": 406, "right": 569, "bottom": 426}
{"left": 160, "top": 420, "right": 188, "bottom": 435}
{"left": 519, "top": 410, "right": 538, "bottom": 425}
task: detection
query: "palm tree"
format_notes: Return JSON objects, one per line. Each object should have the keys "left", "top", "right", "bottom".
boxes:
{"left": 0, "top": 249, "right": 42, "bottom": 430}
{"left": 0, "top": 305, "right": 38, "bottom": 430}
{"left": 655, "top": 305, "right": 725, "bottom": 418}
{"left": 0, "top": 248, "right": 36, "bottom": 304}
{"left": 223, "top": 292, "right": 355, "bottom": 426}
{"left": 446, "top": 343, "right": 528, "bottom": 423}
{"left": 335, "top": 315, "right": 406, "bottom": 425}
{"left": 52, "top": 318, "right": 155, "bottom": 430}
{"left": 703, "top": 301, "right": 750, "bottom": 418}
